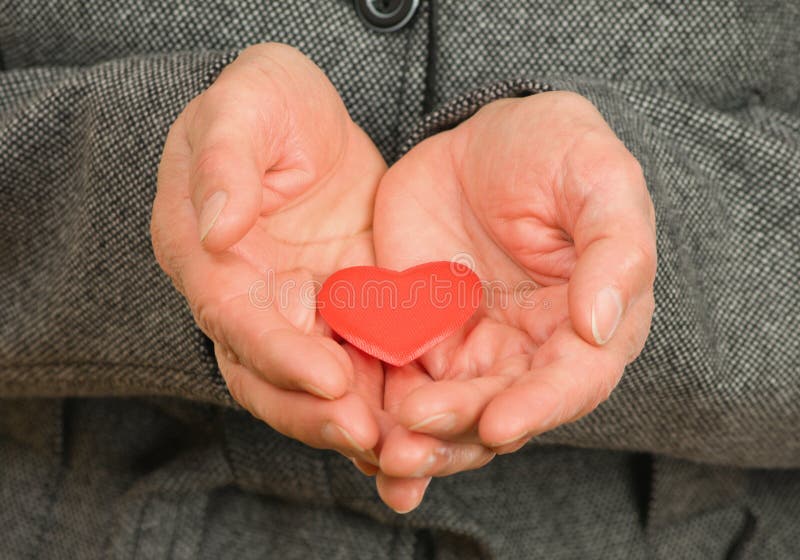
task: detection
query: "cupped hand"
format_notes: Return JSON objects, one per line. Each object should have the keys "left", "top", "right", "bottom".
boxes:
{"left": 151, "top": 43, "right": 389, "bottom": 467}
{"left": 374, "top": 92, "right": 656, "bottom": 493}
{"left": 152, "top": 50, "right": 656, "bottom": 514}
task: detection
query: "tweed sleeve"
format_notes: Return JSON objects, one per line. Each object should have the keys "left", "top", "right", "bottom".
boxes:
{"left": 0, "top": 51, "right": 239, "bottom": 406}
{"left": 402, "top": 78, "right": 800, "bottom": 468}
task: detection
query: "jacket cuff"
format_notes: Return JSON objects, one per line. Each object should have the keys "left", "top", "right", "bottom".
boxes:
{"left": 0, "top": 50, "right": 239, "bottom": 405}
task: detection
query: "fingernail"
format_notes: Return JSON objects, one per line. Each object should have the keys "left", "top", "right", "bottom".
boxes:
{"left": 408, "top": 412, "right": 456, "bottom": 433}
{"left": 362, "top": 448, "right": 380, "bottom": 466}
{"left": 490, "top": 431, "right": 529, "bottom": 448}
{"left": 199, "top": 191, "right": 227, "bottom": 242}
{"left": 299, "top": 381, "right": 335, "bottom": 401}
{"left": 321, "top": 422, "right": 365, "bottom": 454}
{"left": 591, "top": 286, "right": 623, "bottom": 345}
{"left": 476, "top": 452, "right": 496, "bottom": 469}
{"left": 393, "top": 478, "right": 432, "bottom": 515}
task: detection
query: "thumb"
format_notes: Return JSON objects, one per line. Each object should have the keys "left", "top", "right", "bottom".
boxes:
{"left": 192, "top": 150, "right": 263, "bottom": 252}
{"left": 189, "top": 114, "right": 267, "bottom": 252}
{"left": 568, "top": 157, "right": 656, "bottom": 346}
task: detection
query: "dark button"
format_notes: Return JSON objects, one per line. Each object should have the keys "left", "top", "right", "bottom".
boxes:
{"left": 354, "top": 0, "right": 419, "bottom": 32}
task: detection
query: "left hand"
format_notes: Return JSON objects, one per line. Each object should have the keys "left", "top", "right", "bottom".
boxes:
{"left": 372, "top": 92, "right": 656, "bottom": 501}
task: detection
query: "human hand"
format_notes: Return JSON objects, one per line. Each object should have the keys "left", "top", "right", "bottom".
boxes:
{"left": 373, "top": 92, "right": 656, "bottom": 497}
{"left": 151, "top": 43, "right": 389, "bottom": 467}
{"left": 152, "top": 52, "right": 655, "bottom": 513}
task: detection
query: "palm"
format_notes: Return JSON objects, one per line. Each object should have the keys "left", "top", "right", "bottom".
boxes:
{"left": 224, "top": 123, "right": 382, "bottom": 340}
{"left": 388, "top": 181, "right": 574, "bottom": 384}
{"left": 374, "top": 100, "right": 579, "bottom": 397}
{"left": 217, "top": 118, "right": 388, "bottom": 411}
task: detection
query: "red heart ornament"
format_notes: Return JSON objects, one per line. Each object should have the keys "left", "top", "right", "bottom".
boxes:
{"left": 318, "top": 261, "right": 482, "bottom": 366}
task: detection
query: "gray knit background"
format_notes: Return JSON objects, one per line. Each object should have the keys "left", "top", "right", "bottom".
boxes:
{"left": 1, "top": 1, "right": 799, "bottom": 558}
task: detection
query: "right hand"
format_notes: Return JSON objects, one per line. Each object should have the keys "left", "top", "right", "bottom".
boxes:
{"left": 150, "top": 43, "right": 388, "bottom": 467}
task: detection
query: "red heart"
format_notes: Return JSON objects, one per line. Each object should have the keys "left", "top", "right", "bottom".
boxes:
{"left": 318, "top": 262, "right": 482, "bottom": 366}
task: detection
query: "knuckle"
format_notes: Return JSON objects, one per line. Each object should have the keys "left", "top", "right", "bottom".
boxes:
{"left": 181, "top": 94, "right": 203, "bottom": 129}
{"left": 251, "top": 43, "right": 319, "bottom": 85}
{"left": 246, "top": 42, "right": 304, "bottom": 64}
{"left": 245, "top": 329, "right": 272, "bottom": 375}
{"left": 577, "top": 134, "right": 642, "bottom": 191}
{"left": 248, "top": 397, "right": 272, "bottom": 427}
{"left": 235, "top": 44, "right": 310, "bottom": 98}
{"left": 633, "top": 239, "right": 658, "bottom": 284}
{"left": 150, "top": 218, "right": 189, "bottom": 295}
{"left": 192, "top": 298, "right": 224, "bottom": 343}
{"left": 622, "top": 154, "right": 645, "bottom": 184}
{"left": 593, "top": 369, "right": 621, "bottom": 410}
{"left": 195, "top": 81, "right": 232, "bottom": 115}
{"left": 224, "top": 365, "right": 272, "bottom": 426}
{"left": 533, "top": 377, "right": 569, "bottom": 428}
{"left": 224, "top": 345, "right": 241, "bottom": 365}
{"left": 601, "top": 148, "right": 641, "bottom": 186}
{"left": 547, "top": 90, "right": 594, "bottom": 113}
{"left": 168, "top": 272, "right": 186, "bottom": 296}
{"left": 573, "top": 363, "right": 620, "bottom": 423}
{"left": 223, "top": 367, "right": 247, "bottom": 409}
{"left": 521, "top": 90, "right": 592, "bottom": 115}
{"left": 150, "top": 224, "right": 171, "bottom": 269}
{"left": 216, "top": 342, "right": 241, "bottom": 366}
{"left": 149, "top": 217, "right": 169, "bottom": 270}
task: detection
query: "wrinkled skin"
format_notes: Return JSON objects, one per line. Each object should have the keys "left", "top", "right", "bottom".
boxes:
{"left": 152, "top": 44, "right": 656, "bottom": 513}
{"left": 374, "top": 94, "right": 656, "bottom": 491}
{"left": 152, "top": 43, "right": 388, "bottom": 469}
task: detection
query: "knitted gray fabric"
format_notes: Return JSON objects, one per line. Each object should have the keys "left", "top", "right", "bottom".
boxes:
{"left": 1, "top": 1, "right": 799, "bottom": 558}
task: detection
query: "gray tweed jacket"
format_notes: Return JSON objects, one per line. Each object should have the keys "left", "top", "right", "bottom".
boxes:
{"left": 1, "top": 1, "right": 798, "bottom": 558}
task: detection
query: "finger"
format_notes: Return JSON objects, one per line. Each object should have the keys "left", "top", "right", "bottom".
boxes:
{"left": 375, "top": 472, "right": 431, "bottom": 514}
{"left": 491, "top": 433, "right": 534, "bottom": 455}
{"left": 383, "top": 362, "right": 433, "bottom": 416}
{"left": 156, "top": 144, "right": 354, "bottom": 398}
{"left": 185, "top": 83, "right": 275, "bottom": 252}
{"left": 379, "top": 425, "right": 495, "bottom": 478}
{"left": 479, "top": 360, "right": 614, "bottom": 449}
{"left": 479, "top": 295, "right": 653, "bottom": 448}
{"left": 566, "top": 140, "right": 656, "bottom": 346}
{"left": 194, "top": 278, "right": 353, "bottom": 399}
{"left": 187, "top": 43, "right": 376, "bottom": 252}
{"left": 396, "top": 374, "right": 517, "bottom": 442}
{"left": 219, "top": 349, "right": 379, "bottom": 465}
{"left": 344, "top": 343, "right": 386, "bottom": 411}
{"left": 152, "top": 115, "right": 194, "bottom": 287}
{"left": 504, "top": 284, "right": 569, "bottom": 345}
